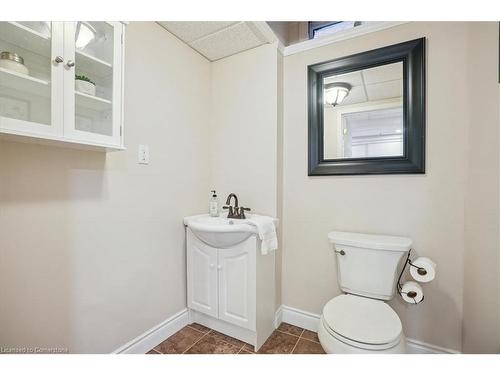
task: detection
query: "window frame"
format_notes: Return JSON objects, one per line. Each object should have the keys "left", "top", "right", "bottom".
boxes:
{"left": 308, "top": 21, "right": 363, "bottom": 39}
{"left": 308, "top": 22, "right": 343, "bottom": 39}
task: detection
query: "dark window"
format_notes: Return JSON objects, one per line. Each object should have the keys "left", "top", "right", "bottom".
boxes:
{"left": 308, "top": 21, "right": 363, "bottom": 39}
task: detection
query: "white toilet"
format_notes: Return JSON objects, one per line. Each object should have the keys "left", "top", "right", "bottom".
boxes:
{"left": 318, "top": 231, "right": 412, "bottom": 354}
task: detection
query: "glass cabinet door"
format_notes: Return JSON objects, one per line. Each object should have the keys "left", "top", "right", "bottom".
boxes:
{"left": 0, "top": 22, "right": 63, "bottom": 136}
{"left": 63, "top": 22, "right": 122, "bottom": 147}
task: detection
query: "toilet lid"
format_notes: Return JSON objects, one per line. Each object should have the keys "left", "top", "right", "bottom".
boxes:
{"left": 323, "top": 294, "right": 402, "bottom": 345}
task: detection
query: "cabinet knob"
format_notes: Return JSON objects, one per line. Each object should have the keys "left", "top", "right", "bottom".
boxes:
{"left": 54, "top": 56, "right": 64, "bottom": 64}
{"left": 66, "top": 60, "right": 75, "bottom": 68}
{"left": 209, "top": 263, "right": 214, "bottom": 269}
{"left": 217, "top": 265, "right": 222, "bottom": 270}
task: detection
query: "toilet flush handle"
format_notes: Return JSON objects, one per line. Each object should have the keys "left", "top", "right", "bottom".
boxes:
{"left": 335, "top": 249, "right": 346, "bottom": 256}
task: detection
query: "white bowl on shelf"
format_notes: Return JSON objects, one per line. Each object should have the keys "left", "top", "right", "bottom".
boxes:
{"left": 0, "top": 52, "right": 29, "bottom": 75}
{"left": 75, "top": 80, "right": 96, "bottom": 96}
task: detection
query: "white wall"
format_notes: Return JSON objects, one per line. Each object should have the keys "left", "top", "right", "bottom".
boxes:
{"left": 209, "top": 43, "right": 281, "bottom": 308}
{"left": 210, "top": 43, "right": 279, "bottom": 217}
{"left": 266, "top": 22, "right": 289, "bottom": 46}
{"left": 0, "top": 22, "right": 211, "bottom": 353}
{"left": 323, "top": 106, "right": 340, "bottom": 158}
{"left": 282, "top": 22, "right": 477, "bottom": 351}
{"left": 463, "top": 22, "right": 500, "bottom": 353}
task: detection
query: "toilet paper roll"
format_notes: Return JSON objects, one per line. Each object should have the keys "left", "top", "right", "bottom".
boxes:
{"left": 401, "top": 281, "right": 424, "bottom": 304}
{"left": 410, "top": 257, "right": 436, "bottom": 283}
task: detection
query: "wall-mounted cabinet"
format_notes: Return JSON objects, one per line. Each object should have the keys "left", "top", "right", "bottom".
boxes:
{"left": 0, "top": 21, "right": 125, "bottom": 151}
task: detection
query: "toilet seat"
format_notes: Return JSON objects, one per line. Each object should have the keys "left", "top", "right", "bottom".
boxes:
{"left": 322, "top": 294, "right": 402, "bottom": 350}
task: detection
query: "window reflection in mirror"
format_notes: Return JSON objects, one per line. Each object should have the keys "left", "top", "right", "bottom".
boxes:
{"left": 322, "top": 61, "right": 403, "bottom": 159}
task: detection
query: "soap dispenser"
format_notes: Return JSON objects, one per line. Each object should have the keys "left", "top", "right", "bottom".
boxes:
{"left": 209, "top": 190, "right": 220, "bottom": 217}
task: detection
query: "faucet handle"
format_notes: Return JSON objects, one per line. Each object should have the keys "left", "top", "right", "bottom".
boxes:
{"left": 238, "top": 206, "right": 251, "bottom": 219}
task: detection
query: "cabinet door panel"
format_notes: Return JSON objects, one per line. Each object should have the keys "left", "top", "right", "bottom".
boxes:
{"left": 187, "top": 229, "right": 218, "bottom": 318}
{"left": 218, "top": 237, "right": 256, "bottom": 330}
{"left": 63, "top": 21, "right": 122, "bottom": 147}
{"left": 0, "top": 22, "right": 64, "bottom": 136}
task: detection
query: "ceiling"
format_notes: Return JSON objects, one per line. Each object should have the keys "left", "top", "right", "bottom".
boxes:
{"left": 157, "top": 21, "right": 275, "bottom": 61}
{"left": 324, "top": 62, "right": 403, "bottom": 106}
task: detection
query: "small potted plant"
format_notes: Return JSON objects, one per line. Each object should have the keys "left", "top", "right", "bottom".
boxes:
{"left": 75, "top": 74, "right": 96, "bottom": 96}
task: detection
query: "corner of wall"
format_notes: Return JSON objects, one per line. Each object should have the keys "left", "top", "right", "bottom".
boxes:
{"left": 462, "top": 21, "right": 500, "bottom": 354}
{"left": 276, "top": 49, "right": 284, "bottom": 311}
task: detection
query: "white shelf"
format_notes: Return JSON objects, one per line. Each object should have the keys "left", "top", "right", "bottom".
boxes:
{"left": 76, "top": 50, "right": 112, "bottom": 78}
{"left": 8, "top": 22, "right": 50, "bottom": 40}
{"left": 0, "top": 126, "right": 125, "bottom": 152}
{"left": 0, "top": 22, "right": 51, "bottom": 58}
{"left": 0, "top": 67, "right": 50, "bottom": 97}
{"left": 75, "top": 91, "right": 112, "bottom": 111}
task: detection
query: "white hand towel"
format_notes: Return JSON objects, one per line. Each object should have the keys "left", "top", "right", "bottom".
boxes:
{"left": 247, "top": 215, "right": 278, "bottom": 255}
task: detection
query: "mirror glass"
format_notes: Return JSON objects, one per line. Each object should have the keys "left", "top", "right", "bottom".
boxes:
{"left": 322, "top": 61, "right": 403, "bottom": 159}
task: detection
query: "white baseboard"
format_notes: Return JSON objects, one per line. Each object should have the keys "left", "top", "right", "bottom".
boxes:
{"left": 276, "top": 304, "right": 460, "bottom": 354}
{"left": 112, "top": 304, "right": 460, "bottom": 354}
{"left": 405, "top": 338, "right": 460, "bottom": 354}
{"left": 274, "top": 305, "right": 283, "bottom": 328}
{"left": 279, "top": 305, "right": 321, "bottom": 332}
{"left": 113, "top": 308, "right": 189, "bottom": 354}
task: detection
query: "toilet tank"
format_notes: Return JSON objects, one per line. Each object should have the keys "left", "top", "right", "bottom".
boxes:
{"left": 328, "top": 231, "right": 412, "bottom": 300}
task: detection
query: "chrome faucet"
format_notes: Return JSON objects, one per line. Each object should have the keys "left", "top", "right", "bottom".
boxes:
{"left": 223, "top": 193, "right": 251, "bottom": 219}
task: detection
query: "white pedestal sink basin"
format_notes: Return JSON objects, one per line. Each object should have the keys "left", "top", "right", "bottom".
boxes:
{"left": 183, "top": 214, "right": 259, "bottom": 248}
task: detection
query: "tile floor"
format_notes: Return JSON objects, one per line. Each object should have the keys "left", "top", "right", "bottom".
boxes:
{"left": 147, "top": 322, "right": 325, "bottom": 354}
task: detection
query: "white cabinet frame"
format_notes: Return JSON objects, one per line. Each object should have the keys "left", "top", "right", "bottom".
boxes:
{"left": 0, "top": 21, "right": 125, "bottom": 151}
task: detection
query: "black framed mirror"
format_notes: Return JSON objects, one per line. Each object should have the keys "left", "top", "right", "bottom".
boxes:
{"left": 308, "top": 38, "right": 425, "bottom": 176}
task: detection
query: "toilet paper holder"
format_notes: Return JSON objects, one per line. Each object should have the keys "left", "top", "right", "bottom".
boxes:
{"left": 396, "top": 249, "right": 425, "bottom": 304}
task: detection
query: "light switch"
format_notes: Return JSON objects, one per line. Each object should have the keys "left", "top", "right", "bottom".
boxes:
{"left": 138, "top": 144, "right": 149, "bottom": 164}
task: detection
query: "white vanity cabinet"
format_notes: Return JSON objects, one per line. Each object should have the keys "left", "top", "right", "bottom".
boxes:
{"left": 186, "top": 227, "right": 275, "bottom": 351}
{"left": 0, "top": 21, "right": 125, "bottom": 150}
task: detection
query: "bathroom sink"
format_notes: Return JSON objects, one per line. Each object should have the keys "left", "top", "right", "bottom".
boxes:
{"left": 183, "top": 214, "right": 259, "bottom": 248}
